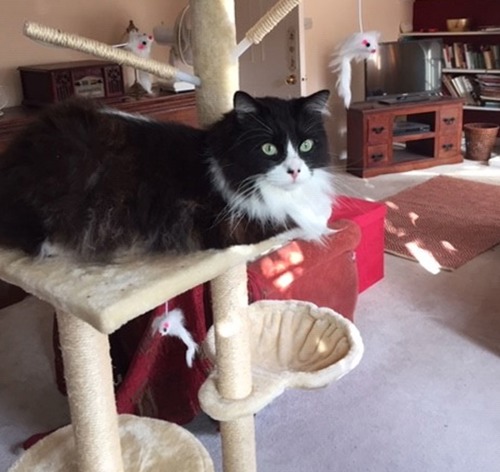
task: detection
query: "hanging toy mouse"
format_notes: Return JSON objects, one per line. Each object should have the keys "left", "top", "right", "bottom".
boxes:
{"left": 151, "top": 307, "right": 198, "bottom": 367}
{"left": 330, "top": 31, "right": 380, "bottom": 108}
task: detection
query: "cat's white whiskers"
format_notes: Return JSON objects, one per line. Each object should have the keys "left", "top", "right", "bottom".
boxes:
{"left": 211, "top": 176, "right": 259, "bottom": 228}
{"left": 225, "top": 131, "right": 271, "bottom": 153}
{"left": 247, "top": 114, "right": 273, "bottom": 133}
{"left": 226, "top": 180, "right": 261, "bottom": 219}
{"left": 302, "top": 117, "right": 320, "bottom": 134}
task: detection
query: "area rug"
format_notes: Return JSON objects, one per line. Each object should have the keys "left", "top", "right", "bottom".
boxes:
{"left": 382, "top": 175, "right": 500, "bottom": 271}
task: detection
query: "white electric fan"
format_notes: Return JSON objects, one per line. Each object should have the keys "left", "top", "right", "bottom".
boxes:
{"left": 153, "top": 5, "right": 195, "bottom": 92}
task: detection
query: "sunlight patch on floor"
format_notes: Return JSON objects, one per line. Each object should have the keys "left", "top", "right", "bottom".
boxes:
{"left": 441, "top": 240, "right": 457, "bottom": 253}
{"left": 405, "top": 241, "right": 441, "bottom": 275}
{"left": 408, "top": 212, "right": 419, "bottom": 226}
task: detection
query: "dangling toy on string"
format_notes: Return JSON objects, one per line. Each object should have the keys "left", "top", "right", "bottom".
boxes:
{"left": 329, "top": 0, "right": 380, "bottom": 108}
{"left": 151, "top": 305, "right": 198, "bottom": 367}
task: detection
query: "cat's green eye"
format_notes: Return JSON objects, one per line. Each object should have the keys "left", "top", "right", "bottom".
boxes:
{"left": 300, "top": 139, "right": 314, "bottom": 153}
{"left": 262, "top": 143, "right": 278, "bottom": 156}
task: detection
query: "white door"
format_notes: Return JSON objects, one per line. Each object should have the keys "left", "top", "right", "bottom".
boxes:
{"left": 235, "top": 0, "right": 305, "bottom": 98}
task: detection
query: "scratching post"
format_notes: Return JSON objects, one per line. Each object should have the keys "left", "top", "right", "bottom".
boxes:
{"left": 56, "top": 310, "right": 124, "bottom": 472}
{"left": 191, "top": 2, "right": 257, "bottom": 470}
{"left": 210, "top": 265, "right": 256, "bottom": 472}
{"left": 190, "top": 0, "right": 239, "bottom": 125}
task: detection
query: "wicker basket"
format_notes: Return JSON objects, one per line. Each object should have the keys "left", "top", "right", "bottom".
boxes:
{"left": 464, "top": 123, "right": 499, "bottom": 161}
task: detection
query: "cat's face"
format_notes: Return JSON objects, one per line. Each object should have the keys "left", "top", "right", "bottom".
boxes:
{"left": 208, "top": 90, "right": 331, "bottom": 193}
{"left": 260, "top": 140, "right": 316, "bottom": 190}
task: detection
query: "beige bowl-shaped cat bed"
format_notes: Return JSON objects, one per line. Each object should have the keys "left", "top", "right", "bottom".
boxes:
{"left": 9, "top": 415, "right": 214, "bottom": 472}
{"left": 199, "top": 300, "right": 364, "bottom": 421}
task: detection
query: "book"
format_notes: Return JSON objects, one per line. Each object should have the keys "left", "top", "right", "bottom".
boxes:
{"left": 464, "top": 43, "right": 475, "bottom": 69}
{"left": 451, "top": 75, "right": 480, "bottom": 105}
{"left": 442, "top": 74, "right": 459, "bottom": 97}
{"left": 461, "top": 75, "right": 480, "bottom": 104}
{"left": 451, "top": 75, "right": 466, "bottom": 96}
{"left": 442, "top": 45, "right": 453, "bottom": 69}
{"left": 492, "top": 45, "right": 500, "bottom": 69}
{"left": 476, "top": 74, "right": 500, "bottom": 85}
{"left": 481, "top": 46, "right": 495, "bottom": 69}
{"left": 452, "top": 43, "right": 465, "bottom": 69}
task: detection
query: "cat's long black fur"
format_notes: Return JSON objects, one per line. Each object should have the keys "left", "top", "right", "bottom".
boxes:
{"left": 0, "top": 91, "right": 333, "bottom": 261}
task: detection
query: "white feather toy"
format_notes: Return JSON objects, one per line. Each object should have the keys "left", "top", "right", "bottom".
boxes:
{"left": 329, "top": 31, "right": 380, "bottom": 108}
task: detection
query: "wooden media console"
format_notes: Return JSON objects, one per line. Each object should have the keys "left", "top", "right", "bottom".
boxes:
{"left": 346, "top": 97, "right": 464, "bottom": 178}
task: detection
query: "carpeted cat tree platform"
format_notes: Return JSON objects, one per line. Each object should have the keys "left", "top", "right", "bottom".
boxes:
{"left": 3, "top": 2, "right": 364, "bottom": 471}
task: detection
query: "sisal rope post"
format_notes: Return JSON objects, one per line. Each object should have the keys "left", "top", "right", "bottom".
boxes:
{"left": 235, "top": 0, "right": 301, "bottom": 57}
{"left": 245, "top": 0, "right": 301, "bottom": 44}
{"left": 23, "top": 21, "right": 200, "bottom": 85}
{"left": 56, "top": 310, "right": 124, "bottom": 472}
{"left": 191, "top": 1, "right": 256, "bottom": 471}
{"left": 190, "top": 0, "right": 239, "bottom": 127}
{"left": 211, "top": 264, "right": 256, "bottom": 472}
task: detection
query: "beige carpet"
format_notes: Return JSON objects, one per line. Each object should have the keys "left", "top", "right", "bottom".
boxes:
{"left": 382, "top": 175, "right": 500, "bottom": 270}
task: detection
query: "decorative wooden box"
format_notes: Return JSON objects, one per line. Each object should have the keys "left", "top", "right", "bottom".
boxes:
{"left": 19, "top": 60, "right": 125, "bottom": 107}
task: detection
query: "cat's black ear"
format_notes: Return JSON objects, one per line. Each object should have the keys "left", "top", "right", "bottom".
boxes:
{"left": 302, "top": 90, "right": 330, "bottom": 115}
{"left": 234, "top": 91, "right": 259, "bottom": 115}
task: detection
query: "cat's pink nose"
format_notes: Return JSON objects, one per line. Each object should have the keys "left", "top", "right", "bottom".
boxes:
{"left": 287, "top": 168, "right": 301, "bottom": 181}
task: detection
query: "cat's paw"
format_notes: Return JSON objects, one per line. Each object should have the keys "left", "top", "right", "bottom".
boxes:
{"left": 323, "top": 227, "right": 339, "bottom": 237}
{"left": 282, "top": 224, "right": 334, "bottom": 243}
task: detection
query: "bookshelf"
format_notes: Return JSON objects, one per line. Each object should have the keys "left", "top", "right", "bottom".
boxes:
{"left": 402, "top": 32, "right": 500, "bottom": 112}
{"left": 410, "top": 0, "right": 500, "bottom": 125}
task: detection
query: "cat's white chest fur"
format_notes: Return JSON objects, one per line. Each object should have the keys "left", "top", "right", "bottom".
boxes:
{"left": 257, "top": 167, "right": 334, "bottom": 240}
{"left": 209, "top": 144, "right": 335, "bottom": 241}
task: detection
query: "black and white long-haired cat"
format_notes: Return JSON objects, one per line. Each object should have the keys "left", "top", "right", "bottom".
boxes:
{"left": 0, "top": 90, "right": 334, "bottom": 261}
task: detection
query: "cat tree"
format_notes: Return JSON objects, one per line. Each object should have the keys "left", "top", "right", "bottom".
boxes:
{"left": 4, "top": 2, "right": 364, "bottom": 471}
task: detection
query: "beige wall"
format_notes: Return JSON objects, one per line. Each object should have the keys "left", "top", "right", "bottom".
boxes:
{"left": 303, "top": 0, "right": 414, "bottom": 158}
{"left": 0, "top": 0, "right": 412, "bottom": 157}
{"left": 0, "top": 0, "right": 185, "bottom": 107}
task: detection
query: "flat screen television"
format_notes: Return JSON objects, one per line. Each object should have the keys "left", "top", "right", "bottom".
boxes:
{"left": 364, "top": 39, "right": 443, "bottom": 103}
